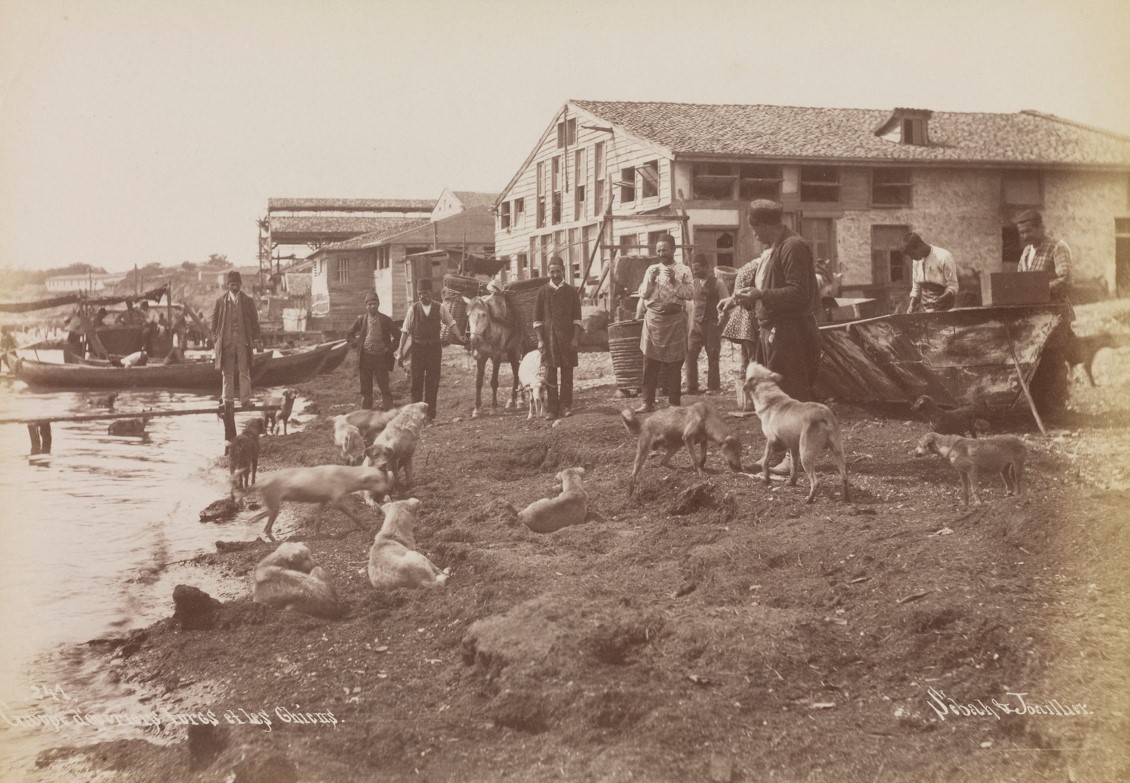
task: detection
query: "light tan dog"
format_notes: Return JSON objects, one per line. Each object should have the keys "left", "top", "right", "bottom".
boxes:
{"left": 517, "top": 349, "right": 548, "bottom": 420}
{"left": 245, "top": 463, "right": 394, "bottom": 540}
{"left": 343, "top": 406, "right": 401, "bottom": 444}
{"left": 252, "top": 542, "right": 342, "bottom": 618}
{"left": 743, "top": 362, "right": 849, "bottom": 503}
{"left": 333, "top": 415, "right": 366, "bottom": 465}
{"left": 517, "top": 467, "right": 592, "bottom": 533}
{"left": 365, "top": 401, "right": 429, "bottom": 490}
{"left": 914, "top": 432, "right": 1026, "bottom": 507}
{"left": 367, "top": 498, "right": 448, "bottom": 589}
{"left": 620, "top": 402, "right": 743, "bottom": 495}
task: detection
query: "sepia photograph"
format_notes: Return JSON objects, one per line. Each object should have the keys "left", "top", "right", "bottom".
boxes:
{"left": 1, "top": 1, "right": 1128, "bottom": 780}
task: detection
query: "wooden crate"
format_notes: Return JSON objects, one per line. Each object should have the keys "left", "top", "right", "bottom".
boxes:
{"left": 980, "top": 271, "right": 1052, "bottom": 306}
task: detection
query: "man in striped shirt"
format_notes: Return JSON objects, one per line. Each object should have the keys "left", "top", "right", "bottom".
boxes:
{"left": 1016, "top": 210, "right": 1073, "bottom": 318}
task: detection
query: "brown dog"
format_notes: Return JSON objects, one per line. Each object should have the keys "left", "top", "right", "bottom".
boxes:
{"left": 518, "top": 467, "right": 590, "bottom": 533}
{"left": 1066, "top": 331, "right": 1116, "bottom": 386}
{"left": 365, "top": 401, "right": 429, "bottom": 490}
{"left": 229, "top": 417, "right": 266, "bottom": 496}
{"left": 343, "top": 406, "right": 401, "bottom": 444}
{"left": 911, "top": 394, "right": 988, "bottom": 438}
{"left": 252, "top": 542, "right": 342, "bottom": 618}
{"left": 245, "top": 463, "right": 394, "bottom": 540}
{"left": 367, "top": 498, "right": 448, "bottom": 589}
{"left": 620, "top": 402, "right": 742, "bottom": 495}
{"left": 262, "top": 389, "right": 298, "bottom": 435}
{"left": 914, "top": 432, "right": 1026, "bottom": 507}
{"left": 744, "top": 362, "right": 849, "bottom": 503}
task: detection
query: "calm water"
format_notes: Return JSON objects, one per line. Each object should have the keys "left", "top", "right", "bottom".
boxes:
{"left": 0, "top": 363, "right": 292, "bottom": 776}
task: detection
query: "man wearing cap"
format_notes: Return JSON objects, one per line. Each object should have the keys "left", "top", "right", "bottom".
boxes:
{"left": 533, "top": 256, "right": 583, "bottom": 419}
{"left": 1015, "top": 210, "right": 1074, "bottom": 319}
{"left": 635, "top": 232, "right": 694, "bottom": 412}
{"left": 396, "top": 279, "right": 465, "bottom": 422}
{"left": 210, "top": 270, "right": 260, "bottom": 414}
{"left": 903, "top": 232, "right": 958, "bottom": 313}
{"left": 348, "top": 292, "right": 400, "bottom": 410}
{"left": 685, "top": 253, "right": 729, "bottom": 395}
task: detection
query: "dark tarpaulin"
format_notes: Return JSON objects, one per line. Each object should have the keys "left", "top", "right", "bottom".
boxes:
{"left": 0, "top": 283, "right": 170, "bottom": 314}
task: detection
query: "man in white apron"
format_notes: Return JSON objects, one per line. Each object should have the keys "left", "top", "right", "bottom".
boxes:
{"left": 635, "top": 233, "right": 694, "bottom": 413}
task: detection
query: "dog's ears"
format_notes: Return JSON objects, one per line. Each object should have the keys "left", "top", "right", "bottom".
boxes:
{"left": 462, "top": 296, "right": 473, "bottom": 305}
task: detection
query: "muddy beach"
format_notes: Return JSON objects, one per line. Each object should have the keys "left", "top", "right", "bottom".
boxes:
{"left": 22, "top": 301, "right": 1130, "bottom": 783}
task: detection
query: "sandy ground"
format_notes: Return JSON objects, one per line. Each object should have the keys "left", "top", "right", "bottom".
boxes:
{"left": 31, "top": 301, "right": 1130, "bottom": 783}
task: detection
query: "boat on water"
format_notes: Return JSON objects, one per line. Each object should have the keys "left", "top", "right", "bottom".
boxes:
{"left": 255, "top": 342, "right": 335, "bottom": 387}
{"left": 8, "top": 352, "right": 274, "bottom": 391}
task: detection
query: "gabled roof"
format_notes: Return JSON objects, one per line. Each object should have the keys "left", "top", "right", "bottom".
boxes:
{"left": 314, "top": 218, "right": 432, "bottom": 253}
{"left": 568, "top": 100, "right": 1130, "bottom": 167}
{"left": 451, "top": 191, "right": 500, "bottom": 209}
{"left": 267, "top": 198, "right": 434, "bottom": 211}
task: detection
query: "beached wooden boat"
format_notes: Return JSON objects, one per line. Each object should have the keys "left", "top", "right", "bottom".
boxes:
{"left": 816, "top": 304, "right": 1070, "bottom": 413}
{"left": 256, "top": 342, "right": 334, "bottom": 387}
{"left": 317, "top": 340, "right": 350, "bottom": 374}
{"left": 10, "top": 353, "right": 273, "bottom": 391}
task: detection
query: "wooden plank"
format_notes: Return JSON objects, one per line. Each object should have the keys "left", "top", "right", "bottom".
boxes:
{"left": 0, "top": 404, "right": 278, "bottom": 427}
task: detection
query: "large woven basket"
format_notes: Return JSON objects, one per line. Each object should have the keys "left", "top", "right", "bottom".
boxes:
{"left": 607, "top": 319, "right": 645, "bottom": 394}
{"left": 502, "top": 277, "right": 549, "bottom": 348}
{"left": 442, "top": 274, "right": 482, "bottom": 342}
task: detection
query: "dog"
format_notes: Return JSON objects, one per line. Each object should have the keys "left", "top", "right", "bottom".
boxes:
{"left": 252, "top": 542, "right": 343, "bottom": 619}
{"left": 620, "top": 401, "right": 743, "bottom": 495}
{"left": 107, "top": 416, "right": 149, "bottom": 436}
{"left": 262, "top": 389, "right": 298, "bottom": 435}
{"left": 914, "top": 432, "right": 1026, "bottom": 508}
{"left": 1066, "top": 331, "right": 1116, "bottom": 386}
{"left": 517, "top": 349, "right": 549, "bottom": 420}
{"left": 367, "top": 498, "right": 448, "bottom": 589}
{"left": 518, "top": 467, "right": 592, "bottom": 533}
{"left": 364, "top": 402, "right": 429, "bottom": 491}
{"left": 743, "top": 362, "right": 849, "bottom": 503}
{"left": 333, "top": 416, "right": 366, "bottom": 465}
{"left": 343, "top": 407, "right": 401, "bottom": 444}
{"left": 244, "top": 463, "right": 394, "bottom": 540}
{"left": 911, "top": 394, "right": 989, "bottom": 438}
{"left": 229, "top": 417, "right": 266, "bottom": 496}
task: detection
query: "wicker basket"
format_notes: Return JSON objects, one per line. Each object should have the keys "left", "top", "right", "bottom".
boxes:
{"left": 607, "top": 319, "right": 645, "bottom": 394}
{"left": 442, "top": 274, "right": 482, "bottom": 341}
{"left": 502, "top": 277, "right": 549, "bottom": 348}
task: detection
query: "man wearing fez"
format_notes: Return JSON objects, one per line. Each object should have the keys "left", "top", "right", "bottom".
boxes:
{"left": 1016, "top": 210, "right": 1074, "bottom": 320}
{"left": 533, "top": 256, "right": 583, "bottom": 419}
{"left": 721, "top": 199, "right": 820, "bottom": 402}
{"left": 685, "top": 253, "right": 729, "bottom": 395}
{"left": 210, "top": 270, "right": 260, "bottom": 414}
{"left": 348, "top": 291, "right": 400, "bottom": 410}
{"left": 635, "top": 232, "right": 694, "bottom": 412}
{"left": 903, "top": 232, "right": 958, "bottom": 313}
{"left": 396, "top": 278, "right": 465, "bottom": 422}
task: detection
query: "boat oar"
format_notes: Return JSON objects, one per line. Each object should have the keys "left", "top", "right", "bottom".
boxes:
{"left": 1007, "top": 331, "right": 1047, "bottom": 436}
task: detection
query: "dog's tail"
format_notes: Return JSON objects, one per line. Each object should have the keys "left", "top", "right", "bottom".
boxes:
{"left": 620, "top": 408, "right": 642, "bottom": 436}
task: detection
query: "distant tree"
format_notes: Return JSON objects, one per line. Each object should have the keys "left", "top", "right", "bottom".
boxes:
{"left": 181, "top": 261, "right": 197, "bottom": 270}
{"left": 205, "top": 254, "right": 231, "bottom": 268}
{"left": 48, "top": 262, "right": 108, "bottom": 277}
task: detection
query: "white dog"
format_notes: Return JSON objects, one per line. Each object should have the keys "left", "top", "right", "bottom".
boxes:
{"left": 367, "top": 498, "right": 448, "bottom": 589}
{"left": 333, "top": 415, "right": 366, "bottom": 465}
{"left": 343, "top": 407, "right": 400, "bottom": 444}
{"left": 517, "top": 349, "right": 548, "bottom": 420}
{"left": 517, "top": 467, "right": 591, "bottom": 533}
{"left": 245, "top": 464, "right": 394, "bottom": 540}
{"left": 252, "top": 542, "right": 342, "bottom": 618}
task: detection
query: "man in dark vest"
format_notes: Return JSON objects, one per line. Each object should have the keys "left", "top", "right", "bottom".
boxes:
{"left": 396, "top": 279, "right": 465, "bottom": 422}
{"left": 210, "top": 270, "right": 260, "bottom": 413}
{"left": 533, "top": 256, "right": 583, "bottom": 419}
{"left": 685, "top": 253, "right": 729, "bottom": 395}
{"left": 348, "top": 291, "right": 400, "bottom": 410}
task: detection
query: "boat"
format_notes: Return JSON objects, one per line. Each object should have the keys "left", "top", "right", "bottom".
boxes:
{"left": 9, "top": 352, "right": 273, "bottom": 391}
{"left": 815, "top": 303, "right": 1070, "bottom": 413}
{"left": 317, "top": 340, "right": 350, "bottom": 374}
{"left": 255, "top": 342, "right": 334, "bottom": 387}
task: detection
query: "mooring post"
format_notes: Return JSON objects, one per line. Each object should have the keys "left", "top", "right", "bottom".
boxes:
{"left": 40, "top": 422, "right": 52, "bottom": 453}
{"left": 28, "top": 423, "right": 42, "bottom": 454}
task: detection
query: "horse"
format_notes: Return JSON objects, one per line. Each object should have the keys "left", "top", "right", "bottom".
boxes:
{"left": 463, "top": 290, "right": 526, "bottom": 418}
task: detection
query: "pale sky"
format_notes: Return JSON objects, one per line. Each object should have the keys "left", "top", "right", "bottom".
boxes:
{"left": 1, "top": 0, "right": 1128, "bottom": 274}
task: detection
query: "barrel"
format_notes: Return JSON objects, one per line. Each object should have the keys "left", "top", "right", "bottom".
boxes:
{"left": 607, "top": 319, "right": 645, "bottom": 395}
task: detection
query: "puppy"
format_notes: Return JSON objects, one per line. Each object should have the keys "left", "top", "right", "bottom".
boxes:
{"left": 245, "top": 463, "right": 394, "bottom": 540}
{"left": 333, "top": 416, "right": 366, "bottom": 465}
{"left": 367, "top": 498, "right": 448, "bottom": 589}
{"left": 365, "top": 401, "right": 429, "bottom": 491}
{"left": 252, "top": 542, "right": 342, "bottom": 619}
{"left": 518, "top": 467, "right": 590, "bottom": 533}
{"left": 914, "top": 432, "right": 1026, "bottom": 508}
{"left": 744, "top": 362, "right": 849, "bottom": 503}
{"left": 1066, "top": 331, "right": 1116, "bottom": 386}
{"left": 262, "top": 389, "right": 298, "bottom": 435}
{"left": 911, "top": 395, "right": 989, "bottom": 438}
{"left": 107, "top": 416, "right": 149, "bottom": 436}
{"left": 343, "top": 406, "right": 401, "bottom": 444}
{"left": 229, "top": 417, "right": 266, "bottom": 496}
{"left": 518, "top": 349, "right": 549, "bottom": 420}
{"left": 620, "top": 401, "right": 743, "bottom": 495}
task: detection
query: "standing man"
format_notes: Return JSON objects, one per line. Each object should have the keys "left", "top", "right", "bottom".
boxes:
{"left": 348, "top": 291, "right": 400, "bottom": 410}
{"left": 635, "top": 233, "right": 694, "bottom": 413}
{"left": 396, "top": 279, "right": 465, "bottom": 422}
{"left": 533, "top": 256, "right": 583, "bottom": 419}
{"left": 210, "top": 270, "right": 260, "bottom": 415}
{"left": 1016, "top": 210, "right": 1074, "bottom": 319}
{"left": 903, "top": 232, "right": 958, "bottom": 312}
{"left": 685, "top": 254, "right": 729, "bottom": 395}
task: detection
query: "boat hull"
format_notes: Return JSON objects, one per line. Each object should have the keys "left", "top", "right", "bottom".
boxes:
{"left": 11, "top": 353, "right": 272, "bottom": 392}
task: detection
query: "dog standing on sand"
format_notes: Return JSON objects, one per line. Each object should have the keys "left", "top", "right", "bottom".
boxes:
{"left": 914, "top": 432, "right": 1026, "bottom": 508}
{"left": 367, "top": 498, "right": 448, "bottom": 589}
{"left": 365, "top": 401, "right": 429, "bottom": 490}
{"left": 518, "top": 467, "right": 591, "bottom": 533}
{"left": 244, "top": 463, "right": 394, "bottom": 540}
{"left": 621, "top": 401, "right": 743, "bottom": 496}
{"left": 252, "top": 542, "right": 343, "bottom": 618}
{"left": 333, "top": 415, "right": 366, "bottom": 465}
{"left": 744, "top": 362, "right": 849, "bottom": 503}
{"left": 229, "top": 417, "right": 266, "bottom": 496}
{"left": 262, "top": 389, "right": 298, "bottom": 435}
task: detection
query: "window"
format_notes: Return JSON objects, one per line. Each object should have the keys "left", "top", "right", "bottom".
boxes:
{"left": 872, "top": 168, "right": 912, "bottom": 207}
{"left": 800, "top": 218, "right": 835, "bottom": 264}
{"left": 619, "top": 233, "right": 638, "bottom": 256}
{"left": 574, "top": 148, "right": 587, "bottom": 219}
{"left": 692, "top": 162, "right": 736, "bottom": 200}
{"left": 536, "top": 162, "right": 546, "bottom": 228}
{"left": 800, "top": 166, "right": 840, "bottom": 202}
{"left": 640, "top": 161, "right": 659, "bottom": 199}
{"left": 516, "top": 252, "right": 528, "bottom": 281}
{"left": 513, "top": 198, "right": 525, "bottom": 226}
{"left": 552, "top": 193, "right": 561, "bottom": 225}
{"left": 620, "top": 167, "right": 636, "bottom": 203}
{"left": 647, "top": 230, "right": 667, "bottom": 255}
{"left": 739, "top": 164, "right": 782, "bottom": 200}
{"left": 1002, "top": 225, "right": 1022, "bottom": 266}
{"left": 568, "top": 228, "right": 580, "bottom": 283}
{"left": 695, "top": 227, "right": 737, "bottom": 268}
{"left": 902, "top": 118, "right": 927, "bottom": 146}
{"left": 540, "top": 235, "right": 552, "bottom": 276}
{"left": 871, "top": 225, "right": 910, "bottom": 285}
{"left": 334, "top": 258, "right": 349, "bottom": 285}
{"left": 1003, "top": 172, "right": 1042, "bottom": 207}
{"left": 594, "top": 142, "right": 606, "bottom": 215}
{"left": 552, "top": 156, "right": 561, "bottom": 193}
{"left": 500, "top": 201, "right": 511, "bottom": 230}
{"left": 556, "top": 117, "right": 577, "bottom": 148}
{"left": 536, "top": 198, "right": 546, "bottom": 229}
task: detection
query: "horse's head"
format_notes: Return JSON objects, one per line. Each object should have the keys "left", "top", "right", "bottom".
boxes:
{"left": 464, "top": 295, "right": 491, "bottom": 351}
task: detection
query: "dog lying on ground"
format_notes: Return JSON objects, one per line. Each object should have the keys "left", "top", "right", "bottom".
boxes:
{"left": 343, "top": 407, "right": 401, "bottom": 444}
{"left": 914, "top": 432, "right": 1026, "bottom": 508}
{"left": 744, "top": 362, "right": 849, "bottom": 503}
{"left": 108, "top": 416, "right": 149, "bottom": 436}
{"left": 262, "top": 389, "right": 298, "bottom": 435}
{"left": 333, "top": 416, "right": 366, "bottom": 465}
{"left": 367, "top": 498, "right": 448, "bottom": 589}
{"left": 252, "top": 542, "right": 342, "bottom": 618}
{"left": 244, "top": 463, "right": 394, "bottom": 540}
{"left": 911, "top": 394, "right": 989, "bottom": 438}
{"left": 229, "top": 417, "right": 266, "bottom": 496}
{"left": 1066, "top": 331, "right": 1116, "bottom": 386}
{"left": 365, "top": 401, "right": 429, "bottom": 491}
{"left": 517, "top": 349, "right": 549, "bottom": 420}
{"left": 518, "top": 466, "right": 592, "bottom": 533}
{"left": 620, "top": 401, "right": 743, "bottom": 495}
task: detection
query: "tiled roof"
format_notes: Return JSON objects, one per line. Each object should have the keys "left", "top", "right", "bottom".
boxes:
{"left": 569, "top": 100, "right": 1130, "bottom": 167}
{"left": 318, "top": 219, "right": 431, "bottom": 251}
{"left": 268, "top": 197, "right": 434, "bottom": 210}
{"left": 451, "top": 191, "right": 500, "bottom": 209}
{"left": 270, "top": 216, "right": 417, "bottom": 237}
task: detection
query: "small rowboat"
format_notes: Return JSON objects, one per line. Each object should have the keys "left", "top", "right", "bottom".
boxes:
{"left": 255, "top": 342, "right": 334, "bottom": 387}
{"left": 10, "top": 352, "right": 273, "bottom": 391}
{"left": 317, "top": 340, "right": 350, "bottom": 375}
